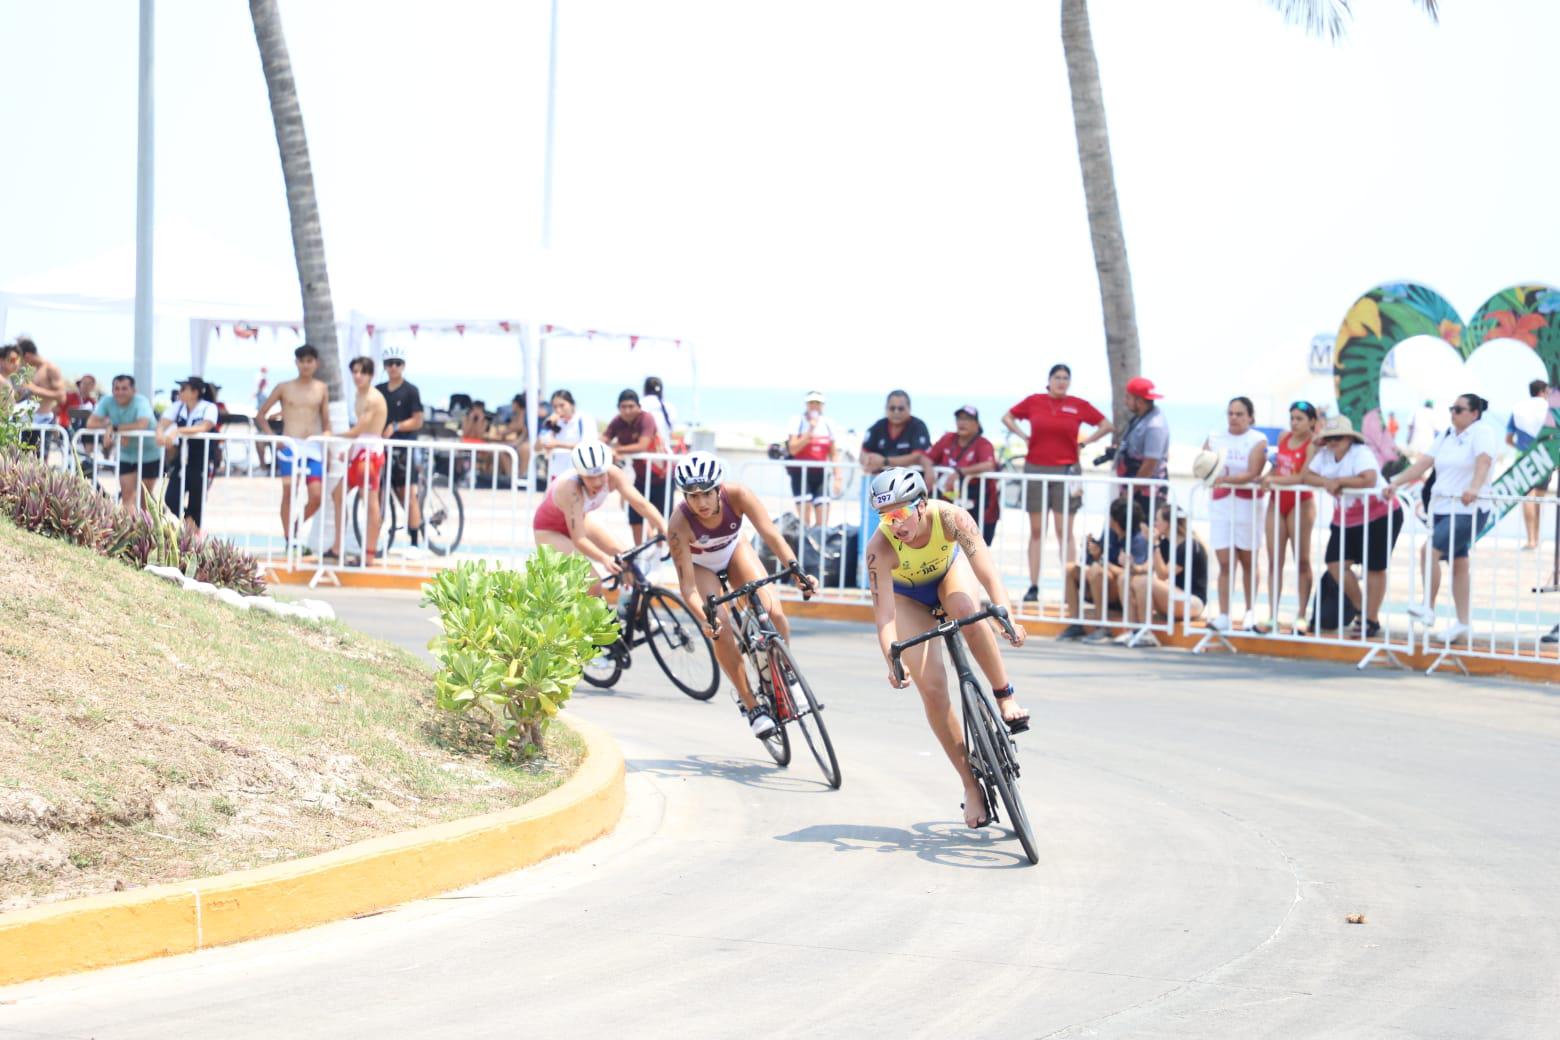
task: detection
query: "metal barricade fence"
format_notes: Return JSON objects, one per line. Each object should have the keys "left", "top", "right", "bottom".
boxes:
{"left": 733, "top": 457, "right": 868, "bottom": 599}
{"left": 28, "top": 422, "right": 77, "bottom": 472}
{"left": 293, "top": 435, "right": 524, "bottom": 583}
{"left": 963, "top": 470, "right": 1180, "bottom": 641}
{"left": 1407, "top": 489, "right": 1558, "bottom": 673}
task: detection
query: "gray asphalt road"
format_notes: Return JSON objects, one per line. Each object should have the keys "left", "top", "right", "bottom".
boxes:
{"left": 5, "top": 588, "right": 1559, "bottom": 1039}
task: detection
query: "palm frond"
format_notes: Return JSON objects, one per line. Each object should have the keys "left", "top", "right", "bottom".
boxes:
{"left": 1265, "top": 0, "right": 1439, "bottom": 42}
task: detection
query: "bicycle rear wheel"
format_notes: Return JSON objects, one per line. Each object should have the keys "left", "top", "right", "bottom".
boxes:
{"left": 642, "top": 588, "right": 720, "bottom": 700}
{"left": 963, "top": 680, "right": 1038, "bottom": 865}
{"left": 420, "top": 480, "right": 464, "bottom": 556}
{"left": 769, "top": 639, "right": 839, "bottom": 789}
{"left": 756, "top": 681, "right": 791, "bottom": 766}
{"left": 580, "top": 646, "right": 623, "bottom": 689}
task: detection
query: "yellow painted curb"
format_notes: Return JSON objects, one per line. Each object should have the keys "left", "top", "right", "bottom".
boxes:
{"left": 265, "top": 566, "right": 432, "bottom": 591}
{"left": 0, "top": 714, "right": 624, "bottom": 987}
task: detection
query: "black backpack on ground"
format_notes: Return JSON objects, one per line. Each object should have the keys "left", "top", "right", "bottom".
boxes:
{"left": 1309, "top": 569, "right": 1360, "bottom": 631}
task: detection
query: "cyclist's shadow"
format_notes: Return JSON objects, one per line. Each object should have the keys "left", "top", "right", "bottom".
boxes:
{"left": 628, "top": 755, "right": 831, "bottom": 794}
{"left": 773, "top": 821, "right": 1031, "bottom": 870}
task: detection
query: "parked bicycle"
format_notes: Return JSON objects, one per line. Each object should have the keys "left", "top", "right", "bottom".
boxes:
{"left": 350, "top": 443, "right": 465, "bottom": 556}
{"left": 890, "top": 602, "right": 1036, "bottom": 864}
{"left": 582, "top": 536, "right": 720, "bottom": 699}
{"left": 705, "top": 561, "right": 840, "bottom": 789}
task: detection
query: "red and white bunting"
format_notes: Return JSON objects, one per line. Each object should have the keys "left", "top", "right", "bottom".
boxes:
{"left": 409, "top": 324, "right": 420, "bottom": 337}
{"left": 454, "top": 324, "right": 466, "bottom": 337}
{"left": 365, "top": 323, "right": 376, "bottom": 338}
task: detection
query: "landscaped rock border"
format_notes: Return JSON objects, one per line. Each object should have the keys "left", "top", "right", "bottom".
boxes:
{"left": 142, "top": 564, "right": 337, "bottom": 623}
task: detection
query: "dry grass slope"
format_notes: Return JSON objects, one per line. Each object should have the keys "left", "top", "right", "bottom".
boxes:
{"left": 0, "top": 517, "right": 582, "bottom": 912}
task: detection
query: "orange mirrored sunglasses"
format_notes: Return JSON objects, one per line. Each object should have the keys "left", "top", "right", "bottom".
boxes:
{"left": 876, "top": 504, "right": 917, "bottom": 525}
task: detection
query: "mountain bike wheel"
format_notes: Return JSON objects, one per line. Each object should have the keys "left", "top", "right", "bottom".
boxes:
{"left": 351, "top": 488, "right": 400, "bottom": 556}
{"left": 419, "top": 479, "right": 464, "bottom": 556}
{"left": 769, "top": 639, "right": 839, "bottom": 789}
{"left": 964, "top": 680, "right": 1038, "bottom": 865}
{"left": 642, "top": 588, "right": 719, "bottom": 700}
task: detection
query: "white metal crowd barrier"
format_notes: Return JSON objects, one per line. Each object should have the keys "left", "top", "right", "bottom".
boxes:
{"left": 27, "top": 422, "right": 76, "bottom": 472}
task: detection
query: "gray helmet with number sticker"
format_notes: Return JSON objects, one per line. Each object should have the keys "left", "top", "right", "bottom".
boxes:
{"left": 869, "top": 467, "right": 927, "bottom": 509}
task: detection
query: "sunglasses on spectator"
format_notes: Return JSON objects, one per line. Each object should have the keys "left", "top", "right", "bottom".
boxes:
{"left": 1448, "top": 405, "right": 1469, "bottom": 413}
{"left": 886, "top": 405, "right": 908, "bottom": 413}
{"left": 1289, "top": 400, "right": 1317, "bottom": 416}
{"left": 876, "top": 504, "right": 918, "bottom": 524}
{"left": 385, "top": 360, "right": 405, "bottom": 367}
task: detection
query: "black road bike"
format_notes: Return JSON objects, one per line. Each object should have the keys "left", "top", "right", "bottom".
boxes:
{"left": 582, "top": 536, "right": 720, "bottom": 699}
{"left": 705, "top": 562, "right": 840, "bottom": 789}
{"left": 890, "top": 603, "right": 1036, "bottom": 864}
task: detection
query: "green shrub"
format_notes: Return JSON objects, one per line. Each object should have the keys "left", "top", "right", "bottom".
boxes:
{"left": 422, "top": 548, "right": 619, "bottom": 758}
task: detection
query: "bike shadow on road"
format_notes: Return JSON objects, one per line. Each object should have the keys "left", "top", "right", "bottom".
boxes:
{"left": 628, "top": 755, "right": 833, "bottom": 794}
{"left": 773, "top": 821, "right": 1031, "bottom": 870}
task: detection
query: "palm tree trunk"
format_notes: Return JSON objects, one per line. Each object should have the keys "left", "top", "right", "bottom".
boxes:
{"left": 1061, "top": 0, "right": 1140, "bottom": 431}
{"left": 249, "top": 0, "right": 343, "bottom": 403}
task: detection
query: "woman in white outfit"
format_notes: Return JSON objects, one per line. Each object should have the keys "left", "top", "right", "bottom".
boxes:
{"left": 1203, "top": 396, "right": 1268, "bottom": 632}
{"left": 666, "top": 452, "right": 817, "bottom": 738}
{"left": 1384, "top": 393, "right": 1497, "bottom": 646}
{"left": 534, "top": 389, "right": 596, "bottom": 478}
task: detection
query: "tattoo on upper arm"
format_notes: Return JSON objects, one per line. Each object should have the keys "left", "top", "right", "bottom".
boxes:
{"left": 867, "top": 551, "right": 881, "bottom": 604}
{"left": 950, "top": 507, "right": 980, "bottom": 558}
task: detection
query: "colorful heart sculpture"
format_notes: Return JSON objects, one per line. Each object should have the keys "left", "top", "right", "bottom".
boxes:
{"left": 1333, "top": 283, "right": 1560, "bottom": 536}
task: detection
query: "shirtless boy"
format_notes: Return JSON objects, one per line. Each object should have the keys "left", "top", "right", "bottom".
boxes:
{"left": 330, "top": 357, "right": 388, "bottom": 565}
{"left": 256, "top": 344, "right": 331, "bottom": 543}
{"left": 17, "top": 340, "right": 65, "bottom": 442}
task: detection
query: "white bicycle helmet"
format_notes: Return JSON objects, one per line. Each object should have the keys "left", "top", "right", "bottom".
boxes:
{"left": 572, "top": 440, "right": 613, "bottom": 477}
{"left": 380, "top": 343, "right": 407, "bottom": 363}
{"left": 869, "top": 467, "right": 927, "bottom": 510}
{"left": 673, "top": 451, "right": 726, "bottom": 492}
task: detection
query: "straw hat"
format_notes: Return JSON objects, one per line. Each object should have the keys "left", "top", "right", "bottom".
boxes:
{"left": 1317, "top": 415, "right": 1365, "bottom": 444}
{"left": 1191, "top": 448, "right": 1225, "bottom": 488}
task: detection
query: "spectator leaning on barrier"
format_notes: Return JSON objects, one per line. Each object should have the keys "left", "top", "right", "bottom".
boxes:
{"left": 1126, "top": 500, "right": 1209, "bottom": 632}
{"left": 1387, "top": 393, "right": 1497, "bottom": 646}
{"left": 1003, "top": 364, "right": 1113, "bottom": 600}
{"left": 785, "top": 390, "right": 843, "bottom": 528}
{"left": 1304, "top": 415, "right": 1403, "bottom": 640}
{"left": 605, "top": 388, "right": 669, "bottom": 544}
{"left": 58, "top": 374, "right": 99, "bottom": 429}
{"left": 926, "top": 405, "right": 1001, "bottom": 544}
{"left": 1508, "top": 379, "right": 1551, "bottom": 551}
{"left": 86, "top": 374, "right": 159, "bottom": 511}
{"left": 860, "top": 390, "right": 933, "bottom": 484}
{"left": 1203, "top": 396, "right": 1269, "bottom": 634}
{"left": 1058, "top": 495, "right": 1151, "bottom": 641}
{"left": 157, "top": 376, "right": 220, "bottom": 535}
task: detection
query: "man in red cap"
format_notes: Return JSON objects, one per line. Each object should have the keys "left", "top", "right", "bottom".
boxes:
{"left": 1116, "top": 376, "right": 1171, "bottom": 521}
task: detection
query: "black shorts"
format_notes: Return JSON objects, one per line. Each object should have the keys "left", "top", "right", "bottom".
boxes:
{"left": 387, "top": 443, "right": 420, "bottom": 492}
{"left": 628, "top": 471, "right": 669, "bottom": 527}
{"left": 117, "top": 458, "right": 161, "bottom": 479}
{"left": 1324, "top": 509, "right": 1403, "bottom": 572}
{"left": 787, "top": 464, "right": 826, "bottom": 504}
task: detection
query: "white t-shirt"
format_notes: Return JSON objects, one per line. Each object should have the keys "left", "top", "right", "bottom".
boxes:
{"left": 1308, "top": 442, "right": 1390, "bottom": 526}
{"left": 1207, "top": 428, "right": 1268, "bottom": 495}
{"left": 546, "top": 411, "right": 595, "bottom": 475}
{"left": 641, "top": 394, "right": 678, "bottom": 432}
{"left": 1429, "top": 420, "right": 1500, "bottom": 516}
{"left": 171, "top": 400, "right": 220, "bottom": 428}
{"left": 789, "top": 414, "right": 839, "bottom": 462}
{"left": 1511, "top": 396, "right": 1550, "bottom": 439}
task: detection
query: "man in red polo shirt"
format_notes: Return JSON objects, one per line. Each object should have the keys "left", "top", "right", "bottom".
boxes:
{"left": 1002, "top": 363, "right": 1113, "bottom": 601}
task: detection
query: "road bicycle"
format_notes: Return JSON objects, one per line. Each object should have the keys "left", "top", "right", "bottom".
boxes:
{"left": 705, "top": 562, "right": 840, "bottom": 789}
{"left": 349, "top": 443, "right": 465, "bottom": 556}
{"left": 581, "top": 536, "right": 720, "bottom": 699}
{"left": 890, "top": 602, "right": 1037, "bottom": 864}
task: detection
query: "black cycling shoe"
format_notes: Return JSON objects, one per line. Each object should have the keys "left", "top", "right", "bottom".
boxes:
{"left": 1021, "top": 585, "right": 1039, "bottom": 603}
{"left": 1057, "top": 624, "right": 1087, "bottom": 641}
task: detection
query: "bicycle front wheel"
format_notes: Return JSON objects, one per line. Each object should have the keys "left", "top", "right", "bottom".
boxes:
{"left": 420, "top": 480, "right": 464, "bottom": 556}
{"left": 964, "top": 680, "right": 1038, "bottom": 865}
{"left": 642, "top": 588, "right": 719, "bottom": 700}
{"left": 770, "top": 639, "right": 839, "bottom": 789}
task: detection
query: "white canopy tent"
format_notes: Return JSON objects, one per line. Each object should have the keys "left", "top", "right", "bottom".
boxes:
{"left": 1, "top": 225, "right": 699, "bottom": 435}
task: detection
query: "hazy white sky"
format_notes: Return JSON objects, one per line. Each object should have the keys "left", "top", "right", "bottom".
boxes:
{"left": 1, "top": 0, "right": 1555, "bottom": 407}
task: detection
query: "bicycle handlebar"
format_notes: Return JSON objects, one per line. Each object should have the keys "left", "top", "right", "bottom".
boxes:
{"left": 702, "top": 561, "right": 812, "bottom": 628}
{"left": 601, "top": 535, "right": 666, "bottom": 590}
{"left": 888, "top": 602, "right": 1015, "bottom": 684}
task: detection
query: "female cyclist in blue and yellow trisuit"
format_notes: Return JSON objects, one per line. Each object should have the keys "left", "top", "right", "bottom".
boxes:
{"left": 865, "top": 468, "right": 1029, "bottom": 829}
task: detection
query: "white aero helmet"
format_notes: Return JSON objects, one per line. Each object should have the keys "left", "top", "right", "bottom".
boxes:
{"left": 869, "top": 467, "right": 927, "bottom": 510}
{"left": 380, "top": 342, "right": 407, "bottom": 363}
{"left": 572, "top": 440, "right": 613, "bottom": 476}
{"left": 673, "top": 451, "right": 726, "bottom": 492}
